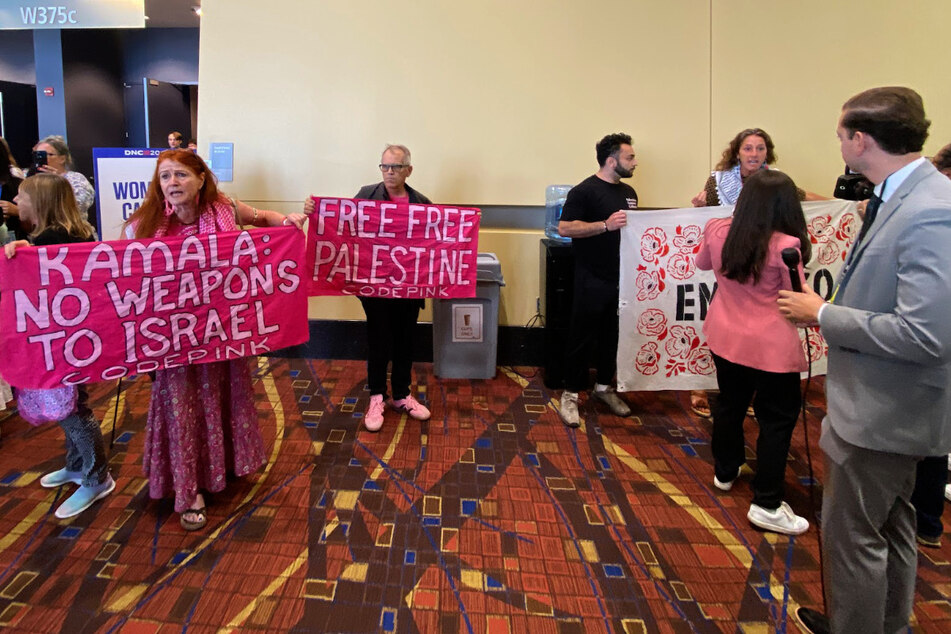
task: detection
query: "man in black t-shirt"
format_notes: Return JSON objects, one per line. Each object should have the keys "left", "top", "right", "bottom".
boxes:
{"left": 556, "top": 132, "right": 639, "bottom": 427}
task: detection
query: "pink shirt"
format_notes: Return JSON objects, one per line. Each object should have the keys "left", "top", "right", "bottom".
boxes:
{"left": 696, "top": 216, "right": 807, "bottom": 373}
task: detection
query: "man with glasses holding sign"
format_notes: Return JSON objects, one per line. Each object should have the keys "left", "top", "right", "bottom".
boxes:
{"left": 352, "top": 144, "right": 434, "bottom": 431}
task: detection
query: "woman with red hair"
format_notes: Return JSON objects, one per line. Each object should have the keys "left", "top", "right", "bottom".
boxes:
{"left": 124, "top": 149, "right": 305, "bottom": 530}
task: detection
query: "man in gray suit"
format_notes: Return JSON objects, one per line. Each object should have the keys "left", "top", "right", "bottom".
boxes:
{"left": 778, "top": 86, "right": 951, "bottom": 633}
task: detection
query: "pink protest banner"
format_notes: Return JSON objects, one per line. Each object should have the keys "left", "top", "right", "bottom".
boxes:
{"left": 0, "top": 228, "right": 309, "bottom": 389}
{"left": 308, "top": 197, "right": 481, "bottom": 299}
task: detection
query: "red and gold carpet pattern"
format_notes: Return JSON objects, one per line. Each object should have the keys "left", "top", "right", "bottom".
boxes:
{"left": 0, "top": 358, "right": 948, "bottom": 632}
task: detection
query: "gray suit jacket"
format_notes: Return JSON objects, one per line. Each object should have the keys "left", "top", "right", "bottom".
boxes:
{"left": 820, "top": 160, "right": 951, "bottom": 456}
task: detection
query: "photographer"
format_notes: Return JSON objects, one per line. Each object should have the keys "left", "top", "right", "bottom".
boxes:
{"left": 5, "top": 136, "right": 95, "bottom": 240}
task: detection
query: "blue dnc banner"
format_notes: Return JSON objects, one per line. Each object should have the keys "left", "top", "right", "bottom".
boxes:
{"left": 92, "top": 148, "right": 163, "bottom": 241}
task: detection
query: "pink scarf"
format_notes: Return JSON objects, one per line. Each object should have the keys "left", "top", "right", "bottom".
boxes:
{"left": 152, "top": 195, "right": 238, "bottom": 238}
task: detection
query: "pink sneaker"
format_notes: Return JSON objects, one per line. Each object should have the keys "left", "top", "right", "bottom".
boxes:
{"left": 388, "top": 395, "right": 431, "bottom": 421}
{"left": 364, "top": 394, "right": 385, "bottom": 431}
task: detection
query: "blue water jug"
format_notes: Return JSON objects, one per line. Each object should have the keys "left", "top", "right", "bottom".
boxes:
{"left": 544, "top": 184, "right": 572, "bottom": 243}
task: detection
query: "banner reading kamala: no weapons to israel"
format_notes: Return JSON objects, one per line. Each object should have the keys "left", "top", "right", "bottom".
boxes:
{"left": 0, "top": 227, "right": 309, "bottom": 389}
{"left": 308, "top": 197, "right": 481, "bottom": 298}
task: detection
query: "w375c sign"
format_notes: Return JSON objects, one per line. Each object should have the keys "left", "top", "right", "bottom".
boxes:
{"left": 0, "top": 228, "right": 309, "bottom": 389}
{"left": 1, "top": 1, "right": 145, "bottom": 30}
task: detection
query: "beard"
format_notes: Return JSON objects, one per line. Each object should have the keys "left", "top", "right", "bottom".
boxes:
{"left": 614, "top": 164, "right": 634, "bottom": 179}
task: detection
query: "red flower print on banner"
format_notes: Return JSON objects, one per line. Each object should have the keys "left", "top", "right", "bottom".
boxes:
{"left": 687, "top": 345, "right": 715, "bottom": 375}
{"left": 802, "top": 328, "right": 827, "bottom": 362}
{"left": 808, "top": 215, "right": 834, "bottom": 244}
{"left": 664, "top": 324, "right": 700, "bottom": 359}
{"left": 636, "top": 342, "right": 661, "bottom": 375}
{"left": 636, "top": 308, "right": 668, "bottom": 339}
{"left": 635, "top": 266, "right": 666, "bottom": 301}
{"left": 816, "top": 240, "right": 839, "bottom": 265}
{"left": 640, "top": 228, "right": 670, "bottom": 263}
{"left": 667, "top": 252, "right": 696, "bottom": 281}
{"left": 836, "top": 212, "right": 857, "bottom": 244}
{"left": 672, "top": 224, "right": 703, "bottom": 254}
{"left": 665, "top": 357, "right": 687, "bottom": 377}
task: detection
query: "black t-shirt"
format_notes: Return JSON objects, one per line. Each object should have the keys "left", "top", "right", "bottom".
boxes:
{"left": 560, "top": 174, "right": 638, "bottom": 282}
{"left": 33, "top": 227, "right": 94, "bottom": 247}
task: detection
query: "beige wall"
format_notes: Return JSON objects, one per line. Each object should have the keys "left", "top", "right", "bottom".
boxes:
{"left": 198, "top": 0, "right": 949, "bottom": 327}
{"left": 709, "top": 0, "right": 951, "bottom": 197}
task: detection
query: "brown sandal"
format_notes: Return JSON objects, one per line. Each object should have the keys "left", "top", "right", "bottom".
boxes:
{"left": 689, "top": 392, "right": 712, "bottom": 418}
{"left": 180, "top": 507, "right": 207, "bottom": 531}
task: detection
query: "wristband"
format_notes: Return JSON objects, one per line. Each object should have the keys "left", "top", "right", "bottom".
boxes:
{"left": 603, "top": 221, "right": 608, "bottom": 233}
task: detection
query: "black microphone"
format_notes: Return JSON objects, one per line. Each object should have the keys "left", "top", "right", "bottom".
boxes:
{"left": 781, "top": 248, "right": 803, "bottom": 292}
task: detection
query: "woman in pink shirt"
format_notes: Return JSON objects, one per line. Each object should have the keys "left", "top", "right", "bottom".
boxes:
{"left": 696, "top": 169, "right": 811, "bottom": 535}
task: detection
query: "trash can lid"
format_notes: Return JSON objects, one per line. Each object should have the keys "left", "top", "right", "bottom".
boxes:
{"left": 476, "top": 252, "right": 505, "bottom": 285}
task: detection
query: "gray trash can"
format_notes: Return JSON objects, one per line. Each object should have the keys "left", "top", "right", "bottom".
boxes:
{"left": 432, "top": 253, "right": 505, "bottom": 379}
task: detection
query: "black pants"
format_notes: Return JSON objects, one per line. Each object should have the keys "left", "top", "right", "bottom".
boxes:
{"left": 359, "top": 297, "right": 421, "bottom": 400}
{"left": 711, "top": 354, "right": 800, "bottom": 510}
{"left": 911, "top": 454, "right": 948, "bottom": 539}
{"left": 564, "top": 268, "right": 619, "bottom": 392}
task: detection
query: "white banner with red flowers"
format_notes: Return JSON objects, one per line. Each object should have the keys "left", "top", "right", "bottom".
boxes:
{"left": 617, "top": 200, "right": 859, "bottom": 391}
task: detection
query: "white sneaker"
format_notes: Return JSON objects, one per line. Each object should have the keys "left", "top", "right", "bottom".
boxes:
{"left": 593, "top": 388, "right": 631, "bottom": 417}
{"left": 559, "top": 391, "right": 580, "bottom": 428}
{"left": 747, "top": 501, "right": 809, "bottom": 535}
{"left": 713, "top": 466, "right": 743, "bottom": 492}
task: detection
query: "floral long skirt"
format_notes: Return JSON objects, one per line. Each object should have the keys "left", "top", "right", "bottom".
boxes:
{"left": 143, "top": 359, "right": 266, "bottom": 512}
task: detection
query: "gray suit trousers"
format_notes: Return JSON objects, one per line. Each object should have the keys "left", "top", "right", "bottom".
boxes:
{"left": 820, "top": 421, "right": 919, "bottom": 634}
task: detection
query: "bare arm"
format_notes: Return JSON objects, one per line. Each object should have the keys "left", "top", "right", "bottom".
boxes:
{"left": 234, "top": 199, "right": 306, "bottom": 229}
{"left": 558, "top": 210, "right": 628, "bottom": 238}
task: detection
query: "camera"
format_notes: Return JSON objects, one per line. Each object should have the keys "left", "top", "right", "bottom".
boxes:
{"left": 834, "top": 167, "right": 873, "bottom": 200}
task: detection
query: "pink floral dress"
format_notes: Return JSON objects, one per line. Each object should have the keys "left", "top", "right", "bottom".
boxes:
{"left": 141, "top": 200, "right": 266, "bottom": 512}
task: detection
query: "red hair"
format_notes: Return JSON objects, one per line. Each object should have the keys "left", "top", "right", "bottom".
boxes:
{"left": 124, "top": 149, "right": 222, "bottom": 239}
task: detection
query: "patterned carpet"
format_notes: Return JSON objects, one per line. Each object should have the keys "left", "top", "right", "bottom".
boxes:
{"left": 0, "top": 358, "right": 948, "bottom": 633}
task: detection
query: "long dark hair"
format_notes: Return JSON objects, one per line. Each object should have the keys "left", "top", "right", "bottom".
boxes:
{"left": 720, "top": 169, "right": 811, "bottom": 284}
{"left": 0, "top": 137, "right": 16, "bottom": 185}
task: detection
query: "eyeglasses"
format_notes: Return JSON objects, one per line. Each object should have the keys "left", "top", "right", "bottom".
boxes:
{"left": 379, "top": 163, "right": 408, "bottom": 172}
